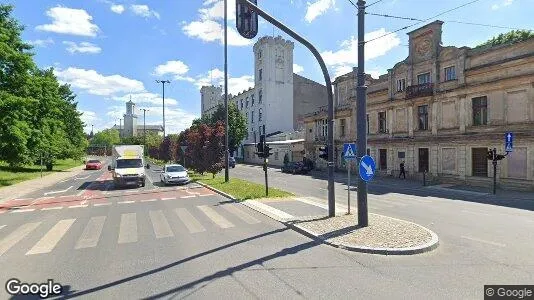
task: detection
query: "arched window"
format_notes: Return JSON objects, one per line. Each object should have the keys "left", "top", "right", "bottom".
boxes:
{"left": 259, "top": 108, "right": 263, "bottom": 121}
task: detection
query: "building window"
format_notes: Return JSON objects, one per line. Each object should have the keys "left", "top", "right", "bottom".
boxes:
{"left": 259, "top": 69, "right": 262, "bottom": 81}
{"left": 340, "top": 119, "right": 346, "bottom": 137}
{"left": 417, "top": 72, "right": 431, "bottom": 84}
{"left": 378, "top": 111, "right": 387, "bottom": 133}
{"left": 396, "top": 78, "right": 406, "bottom": 92}
{"left": 240, "top": 99, "right": 243, "bottom": 110}
{"left": 262, "top": 124, "right": 265, "bottom": 135}
{"left": 251, "top": 94, "right": 255, "bottom": 106}
{"left": 472, "top": 148, "right": 488, "bottom": 177}
{"left": 472, "top": 96, "right": 487, "bottom": 126}
{"left": 366, "top": 114, "right": 370, "bottom": 134}
{"left": 418, "top": 105, "right": 428, "bottom": 130}
{"left": 259, "top": 90, "right": 262, "bottom": 103}
{"left": 259, "top": 108, "right": 263, "bottom": 121}
{"left": 251, "top": 111, "right": 254, "bottom": 123}
{"left": 444, "top": 66, "right": 456, "bottom": 81}
{"left": 258, "top": 50, "right": 262, "bottom": 59}
{"left": 379, "top": 149, "right": 387, "bottom": 170}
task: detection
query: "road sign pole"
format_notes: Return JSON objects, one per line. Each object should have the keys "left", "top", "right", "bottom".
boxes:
{"left": 347, "top": 160, "right": 351, "bottom": 215}
{"left": 264, "top": 158, "right": 269, "bottom": 196}
{"left": 356, "top": 0, "right": 368, "bottom": 227}
{"left": 492, "top": 148, "right": 497, "bottom": 195}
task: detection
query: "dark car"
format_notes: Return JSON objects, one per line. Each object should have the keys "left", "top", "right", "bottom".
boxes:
{"left": 281, "top": 162, "right": 309, "bottom": 174}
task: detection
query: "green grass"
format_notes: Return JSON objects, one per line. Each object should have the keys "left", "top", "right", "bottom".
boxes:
{"left": 190, "top": 173, "right": 294, "bottom": 201}
{"left": 0, "top": 159, "right": 83, "bottom": 187}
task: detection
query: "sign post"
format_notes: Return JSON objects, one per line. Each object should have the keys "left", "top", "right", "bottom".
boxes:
{"left": 180, "top": 145, "right": 188, "bottom": 166}
{"left": 343, "top": 143, "right": 357, "bottom": 215}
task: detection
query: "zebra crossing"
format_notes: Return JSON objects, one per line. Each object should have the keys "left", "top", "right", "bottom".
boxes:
{"left": 0, "top": 203, "right": 263, "bottom": 258}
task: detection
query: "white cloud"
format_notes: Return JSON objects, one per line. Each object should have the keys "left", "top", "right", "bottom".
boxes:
{"left": 130, "top": 4, "right": 160, "bottom": 19}
{"left": 193, "top": 68, "right": 254, "bottom": 96}
{"left": 293, "top": 63, "right": 304, "bottom": 74}
{"left": 28, "top": 38, "right": 54, "bottom": 47}
{"left": 63, "top": 41, "right": 101, "bottom": 54}
{"left": 153, "top": 60, "right": 189, "bottom": 77}
{"left": 492, "top": 0, "right": 513, "bottom": 9}
{"left": 36, "top": 6, "right": 99, "bottom": 37}
{"left": 79, "top": 110, "right": 98, "bottom": 125}
{"left": 135, "top": 106, "right": 199, "bottom": 134}
{"left": 305, "top": 0, "right": 335, "bottom": 23}
{"left": 111, "top": 92, "right": 178, "bottom": 106}
{"left": 111, "top": 4, "right": 125, "bottom": 14}
{"left": 53, "top": 67, "right": 145, "bottom": 96}
{"left": 182, "top": 0, "right": 253, "bottom": 47}
{"left": 321, "top": 28, "right": 400, "bottom": 76}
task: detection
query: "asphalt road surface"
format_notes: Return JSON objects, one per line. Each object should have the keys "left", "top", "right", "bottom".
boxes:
{"left": 1, "top": 161, "right": 533, "bottom": 299}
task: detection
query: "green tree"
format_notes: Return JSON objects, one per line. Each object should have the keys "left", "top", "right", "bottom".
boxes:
{"left": 208, "top": 103, "right": 247, "bottom": 156}
{"left": 91, "top": 129, "right": 120, "bottom": 148}
{"left": 476, "top": 30, "right": 534, "bottom": 48}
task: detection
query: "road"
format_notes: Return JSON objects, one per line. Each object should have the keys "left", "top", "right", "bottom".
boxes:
{"left": 1, "top": 160, "right": 533, "bottom": 299}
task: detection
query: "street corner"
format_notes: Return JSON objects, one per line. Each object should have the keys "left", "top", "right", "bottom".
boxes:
{"left": 285, "top": 213, "right": 439, "bottom": 255}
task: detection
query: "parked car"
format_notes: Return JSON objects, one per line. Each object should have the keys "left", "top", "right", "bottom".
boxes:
{"left": 281, "top": 162, "right": 309, "bottom": 174}
{"left": 160, "top": 164, "right": 190, "bottom": 186}
{"left": 85, "top": 159, "right": 102, "bottom": 170}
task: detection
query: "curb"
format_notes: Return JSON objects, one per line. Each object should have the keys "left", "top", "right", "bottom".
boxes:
{"left": 198, "top": 182, "right": 439, "bottom": 255}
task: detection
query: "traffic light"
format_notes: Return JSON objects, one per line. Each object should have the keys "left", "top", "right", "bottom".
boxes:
{"left": 256, "top": 134, "right": 265, "bottom": 158}
{"left": 318, "top": 146, "right": 328, "bottom": 160}
{"left": 236, "top": 0, "right": 258, "bottom": 39}
{"left": 487, "top": 149, "right": 494, "bottom": 160}
{"left": 264, "top": 142, "right": 273, "bottom": 158}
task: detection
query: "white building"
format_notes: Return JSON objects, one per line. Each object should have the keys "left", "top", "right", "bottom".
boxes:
{"left": 112, "top": 100, "right": 164, "bottom": 137}
{"left": 200, "top": 35, "right": 328, "bottom": 160}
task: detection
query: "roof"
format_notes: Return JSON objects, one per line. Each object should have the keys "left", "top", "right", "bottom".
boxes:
{"left": 243, "top": 139, "right": 305, "bottom": 146}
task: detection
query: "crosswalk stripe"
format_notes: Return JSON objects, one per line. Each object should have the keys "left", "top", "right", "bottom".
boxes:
{"left": 0, "top": 225, "right": 5, "bottom": 231}
{"left": 26, "top": 219, "right": 75, "bottom": 255}
{"left": 75, "top": 216, "right": 106, "bottom": 249}
{"left": 0, "top": 222, "right": 41, "bottom": 257}
{"left": 222, "top": 205, "right": 260, "bottom": 224}
{"left": 174, "top": 208, "right": 206, "bottom": 233}
{"left": 180, "top": 195, "right": 196, "bottom": 199}
{"left": 149, "top": 210, "right": 174, "bottom": 238}
{"left": 118, "top": 213, "right": 137, "bottom": 244}
{"left": 198, "top": 205, "right": 235, "bottom": 228}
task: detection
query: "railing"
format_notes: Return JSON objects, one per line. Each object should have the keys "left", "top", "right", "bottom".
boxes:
{"left": 406, "top": 83, "right": 434, "bottom": 99}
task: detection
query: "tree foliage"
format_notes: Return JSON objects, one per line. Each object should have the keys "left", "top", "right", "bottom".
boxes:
{"left": 159, "top": 134, "right": 179, "bottom": 163}
{"left": 0, "top": 5, "right": 87, "bottom": 169}
{"left": 476, "top": 30, "right": 534, "bottom": 49}
{"left": 185, "top": 122, "right": 225, "bottom": 177}
{"left": 91, "top": 129, "right": 120, "bottom": 148}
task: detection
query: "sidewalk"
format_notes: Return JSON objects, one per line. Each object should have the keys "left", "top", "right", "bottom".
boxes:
{"left": 197, "top": 181, "right": 439, "bottom": 255}
{"left": 0, "top": 165, "right": 86, "bottom": 203}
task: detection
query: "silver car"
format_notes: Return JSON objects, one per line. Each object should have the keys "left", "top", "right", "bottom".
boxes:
{"left": 160, "top": 164, "right": 190, "bottom": 185}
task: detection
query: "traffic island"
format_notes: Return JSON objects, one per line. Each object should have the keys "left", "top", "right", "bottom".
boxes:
{"left": 285, "top": 213, "right": 438, "bottom": 255}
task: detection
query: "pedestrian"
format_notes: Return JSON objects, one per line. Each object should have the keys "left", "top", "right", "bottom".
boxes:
{"left": 399, "top": 161, "right": 406, "bottom": 179}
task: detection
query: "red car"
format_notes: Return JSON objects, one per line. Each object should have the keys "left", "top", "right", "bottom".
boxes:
{"left": 85, "top": 159, "right": 102, "bottom": 170}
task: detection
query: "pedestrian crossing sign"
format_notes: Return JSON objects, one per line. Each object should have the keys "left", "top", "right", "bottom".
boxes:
{"left": 343, "top": 143, "right": 357, "bottom": 160}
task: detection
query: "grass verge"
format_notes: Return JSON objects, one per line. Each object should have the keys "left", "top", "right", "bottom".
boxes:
{"left": 0, "top": 159, "right": 82, "bottom": 187}
{"left": 191, "top": 173, "right": 294, "bottom": 201}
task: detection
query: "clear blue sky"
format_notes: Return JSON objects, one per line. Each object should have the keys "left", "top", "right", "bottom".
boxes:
{"left": 7, "top": 0, "right": 533, "bottom": 134}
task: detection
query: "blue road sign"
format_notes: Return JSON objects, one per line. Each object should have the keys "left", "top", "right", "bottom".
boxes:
{"left": 359, "top": 155, "right": 376, "bottom": 182}
{"left": 505, "top": 132, "right": 513, "bottom": 152}
{"left": 343, "top": 143, "right": 357, "bottom": 160}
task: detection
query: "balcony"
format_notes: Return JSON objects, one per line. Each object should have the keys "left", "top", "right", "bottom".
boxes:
{"left": 406, "top": 83, "right": 434, "bottom": 100}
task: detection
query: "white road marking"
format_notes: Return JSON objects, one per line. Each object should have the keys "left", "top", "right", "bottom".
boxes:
{"left": 118, "top": 200, "right": 135, "bottom": 204}
{"left": 26, "top": 219, "right": 76, "bottom": 255}
{"left": 186, "top": 190, "right": 200, "bottom": 196}
{"left": 10, "top": 209, "right": 35, "bottom": 213}
{"left": 245, "top": 201, "right": 295, "bottom": 219}
{"left": 198, "top": 205, "right": 235, "bottom": 228}
{"left": 198, "top": 194, "right": 214, "bottom": 197}
{"left": 161, "top": 197, "right": 176, "bottom": 201}
{"left": 0, "top": 222, "right": 41, "bottom": 257}
{"left": 75, "top": 216, "right": 106, "bottom": 249}
{"left": 118, "top": 213, "right": 137, "bottom": 244}
{"left": 125, "top": 190, "right": 139, "bottom": 194}
{"left": 0, "top": 225, "right": 5, "bottom": 231}
{"left": 13, "top": 198, "right": 32, "bottom": 201}
{"left": 76, "top": 175, "right": 91, "bottom": 180}
{"left": 461, "top": 210, "right": 492, "bottom": 216}
{"left": 222, "top": 205, "right": 260, "bottom": 224}
{"left": 149, "top": 210, "right": 174, "bottom": 238}
{"left": 318, "top": 187, "right": 327, "bottom": 191}
{"left": 175, "top": 208, "right": 206, "bottom": 233}
{"left": 141, "top": 199, "right": 157, "bottom": 202}
{"left": 36, "top": 196, "right": 54, "bottom": 200}
{"left": 461, "top": 236, "right": 505, "bottom": 247}
{"left": 41, "top": 207, "right": 63, "bottom": 211}
{"left": 180, "top": 195, "right": 196, "bottom": 199}
{"left": 81, "top": 200, "right": 87, "bottom": 205}
{"left": 76, "top": 190, "right": 84, "bottom": 197}
{"left": 94, "top": 203, "right": 112, "bottom": 207}
{"left": 44, "top": 186, "right": 73, "bottom": 196}
{"left": 59, "top": 195, "right": 72, "bottom": 198}
{"left": 68, "top": 205, "right": 88, "bottom": 208}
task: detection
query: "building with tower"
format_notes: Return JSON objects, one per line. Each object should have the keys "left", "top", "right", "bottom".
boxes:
{"left": 111, "top": 100, "right": 164, "bottom": 137}
{"left": 200, "top": 35, "right": 328, "bottom": 162}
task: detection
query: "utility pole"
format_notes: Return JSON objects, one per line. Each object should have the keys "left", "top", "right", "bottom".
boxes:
{"left": 224, "top": 0, "right": 230, "bottom": 183}
{"left": 119, "top": 118, "right": 122, "bottom": 141}
{"left": 91, "top": 124, "right": 94, "bottom": 138}
{"left": 140, "top": 109, "right": 149, "bottom": 154}
{"left": 356, "top": 0, "right": 369, "bottom": 227}
{"left": 156, "top": 80, "right": 171, "bottom": 137}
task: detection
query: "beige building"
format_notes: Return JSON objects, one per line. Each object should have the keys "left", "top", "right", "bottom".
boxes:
{"left": 304, "top": 21, "right": 534, "bottom": 190}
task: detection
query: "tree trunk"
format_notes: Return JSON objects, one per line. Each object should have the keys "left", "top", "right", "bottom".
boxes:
{"left": 46, "top": 162, "right": 53, "bottom": 171}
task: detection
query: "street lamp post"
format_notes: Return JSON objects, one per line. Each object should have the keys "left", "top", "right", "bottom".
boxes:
{"left": 140, "top": 108, "right": 149, "bottom": 153}
{"left": 224, "top": 0, "right": 229, "bottom": 183}
{"left": 156, "top": 80, "right": 171, "bottom": 137}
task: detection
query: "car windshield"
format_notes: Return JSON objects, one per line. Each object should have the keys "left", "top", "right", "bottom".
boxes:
{"left": 166, "top": 166, "right": 185, "bottom": 172}
{"left": 116, "top": 159, "right": 143, "bottom": 168}
{"left": 88, "top": 160, "right": 100, "bottom": 163}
